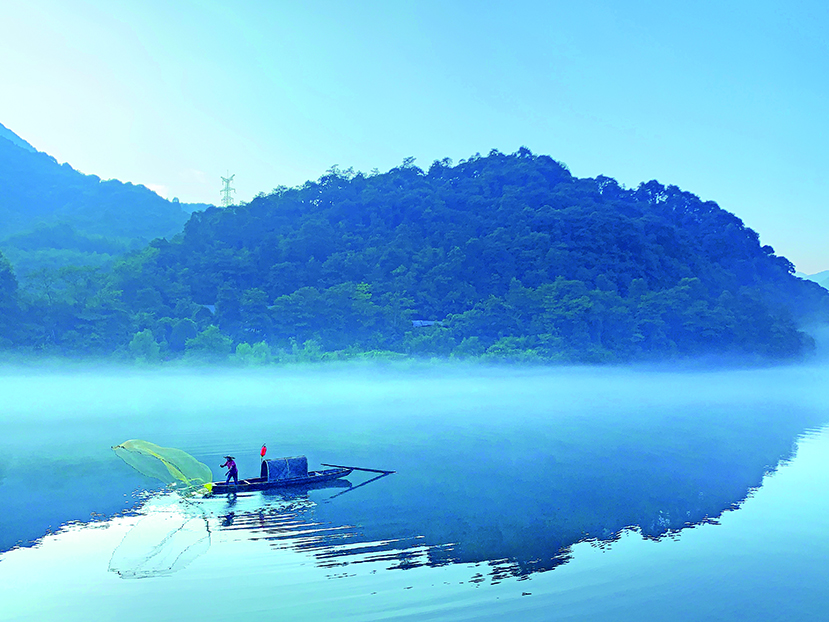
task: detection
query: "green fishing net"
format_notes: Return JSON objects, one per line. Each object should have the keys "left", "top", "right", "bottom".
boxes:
{"left": 112, "top": 439, "right": 213, "bottom": 491}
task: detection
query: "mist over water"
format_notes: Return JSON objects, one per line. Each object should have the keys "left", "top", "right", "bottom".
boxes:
{"left": 1, "top": 361, "right": 828, "bottom": 619}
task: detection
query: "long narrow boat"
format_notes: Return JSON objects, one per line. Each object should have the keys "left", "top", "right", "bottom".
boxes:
{"left": 207, "top": 456, "right": 352, "bottom": 494}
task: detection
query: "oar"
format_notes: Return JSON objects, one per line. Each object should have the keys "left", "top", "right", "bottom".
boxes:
{"left": 321, "top": 463, "right": 396, "bottom": 474}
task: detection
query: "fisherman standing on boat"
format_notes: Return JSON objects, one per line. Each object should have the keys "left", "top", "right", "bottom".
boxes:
{"left": 221, "top": 456, "right": 238, "bottom": 485}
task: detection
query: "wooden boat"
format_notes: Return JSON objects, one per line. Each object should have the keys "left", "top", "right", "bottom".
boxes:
{"left": 207, "top": 456, "right": 352, "bottom": 494}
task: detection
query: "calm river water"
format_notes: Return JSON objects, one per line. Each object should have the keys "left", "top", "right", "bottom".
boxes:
{"left": 0, "top": 363, "right": 827, "bottom": 621}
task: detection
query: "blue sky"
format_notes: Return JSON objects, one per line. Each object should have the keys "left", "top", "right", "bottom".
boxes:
{"left": 2, "top": 0, "right": 826, "bottom": 272}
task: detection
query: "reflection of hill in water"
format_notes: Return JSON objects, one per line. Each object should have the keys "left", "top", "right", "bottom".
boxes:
{"left": 205, "top": 410, "right": 824, "bottom": 581}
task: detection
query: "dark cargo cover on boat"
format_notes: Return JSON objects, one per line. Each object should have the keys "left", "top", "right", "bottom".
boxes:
{"left": 260, "top": 456, "right": 309, "bottom": 481}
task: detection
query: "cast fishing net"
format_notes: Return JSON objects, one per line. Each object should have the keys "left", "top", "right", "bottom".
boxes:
{"left": 110, "top": 441, "right": 215, "bottom": 578}
{"left": 112, "top": 439, "right": 213, "bottom": 491}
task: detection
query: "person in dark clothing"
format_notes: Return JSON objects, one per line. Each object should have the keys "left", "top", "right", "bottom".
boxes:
{"left": 221, "top": 456, "right": 238, "bottom": 484}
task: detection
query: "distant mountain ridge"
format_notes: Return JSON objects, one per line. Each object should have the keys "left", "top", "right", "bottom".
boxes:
{"left": 796, "top": 271, "right": 829, "bottom": 292}
{"left": 0, "top": 126, "right": 189, "bottom": 241}
{"left": 0, "top": 122, "right": 195, "bottom": 279}
{"left": 0, "top": 122, "right": 35, "bottom": 153}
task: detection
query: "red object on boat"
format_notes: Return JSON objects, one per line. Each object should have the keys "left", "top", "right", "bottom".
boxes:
{"left": 260, "top": 444, "right": 267, "bottom": 458}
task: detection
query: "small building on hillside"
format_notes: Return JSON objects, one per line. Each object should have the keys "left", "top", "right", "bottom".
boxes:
{"left": 412, "top": 320, "right": 444, "bottom": 328}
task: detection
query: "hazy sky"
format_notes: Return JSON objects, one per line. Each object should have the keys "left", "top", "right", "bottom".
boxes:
{"left": 2, "top": 1, "right": 826, "bottom": 272}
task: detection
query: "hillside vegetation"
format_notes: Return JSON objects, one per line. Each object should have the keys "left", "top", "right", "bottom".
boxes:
{"left": 1, "top": 148, "right": 827, "bottom": 362}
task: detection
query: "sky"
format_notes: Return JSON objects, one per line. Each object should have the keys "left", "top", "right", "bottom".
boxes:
{"left": 1, "top": 0, "right": 826, "bottom": 272}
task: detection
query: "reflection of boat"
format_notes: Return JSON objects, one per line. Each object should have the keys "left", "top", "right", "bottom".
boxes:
{"left": 260, "top": 477, "right": 353, "bottom": 496}
{"left": 209, "top": 456, "right": 352, "bottom": 494}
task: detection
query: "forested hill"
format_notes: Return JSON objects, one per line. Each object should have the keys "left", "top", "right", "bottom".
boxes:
{"left": 0, "top": 128, "right": 189, "bottom": 242}
{"left": 2, "top": 148, "right": 827, "bottom": 361}
{"left": 96, "top": 148, "right": 824, "bottom": 362}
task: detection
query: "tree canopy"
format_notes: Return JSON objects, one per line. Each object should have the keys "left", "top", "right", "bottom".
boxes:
{"left": 2, "top": 148, "right": 827, "bottom": 362}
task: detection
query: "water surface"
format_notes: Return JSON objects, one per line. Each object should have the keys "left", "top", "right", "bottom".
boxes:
{"left": 1, "top": 363, "right": 827, "bottom": 620}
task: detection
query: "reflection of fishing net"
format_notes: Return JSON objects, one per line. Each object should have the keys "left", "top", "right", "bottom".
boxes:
{"left": 109, "top": 497, "right": 211, "bottom": 579}
{"left": 112, "top": 439, "right": 213, "bottom": 490}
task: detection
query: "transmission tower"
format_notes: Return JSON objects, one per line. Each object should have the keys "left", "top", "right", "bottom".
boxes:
{"left": 220, "top": 173, "right": 236, "bottom": 207}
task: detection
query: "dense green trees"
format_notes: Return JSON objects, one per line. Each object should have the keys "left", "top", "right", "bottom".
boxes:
{"left": 128, "top": 329, "right": 161, "bottom": 362}
{"left": 0, "top": 148, "right": 826, "bottom": 362}
{"left": 0, "top": 251, "right": 20, "bottom": 345}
